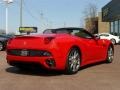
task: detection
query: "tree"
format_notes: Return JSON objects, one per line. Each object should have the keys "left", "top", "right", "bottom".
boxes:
{"left": 84, "top": 3, "right": 98, "bottom": 34}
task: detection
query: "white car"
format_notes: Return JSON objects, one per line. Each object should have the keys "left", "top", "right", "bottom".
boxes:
{"left": 98, "top": 33, "right": 120, "bottom": 45}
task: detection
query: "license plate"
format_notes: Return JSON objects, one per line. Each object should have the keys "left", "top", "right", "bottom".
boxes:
{"left": 21, "top": 50, "right": 28, "bottom": 56}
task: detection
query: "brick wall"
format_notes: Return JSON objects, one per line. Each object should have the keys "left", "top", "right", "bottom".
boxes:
{"left": 98, "top": 12, "right": 110, "bottom": 33}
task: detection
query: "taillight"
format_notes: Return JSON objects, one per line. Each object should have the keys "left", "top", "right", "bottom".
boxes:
{"left": 44, "top": 37, "right": 54, "bottom": 44}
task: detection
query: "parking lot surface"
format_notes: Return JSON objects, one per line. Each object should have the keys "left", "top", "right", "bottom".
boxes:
{"left": 0, "top": 45, "right": 120, "bottom": 90}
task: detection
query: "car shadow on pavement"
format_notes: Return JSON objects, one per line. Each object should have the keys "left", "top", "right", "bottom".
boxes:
{"left": 6, "top": 67, "right": 63, "bottom": 76}
{"left": 6, "top": 61, "right": 106, "bottom": 76}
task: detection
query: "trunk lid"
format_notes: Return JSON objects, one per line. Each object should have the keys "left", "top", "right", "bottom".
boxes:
{"left": 8, "top": 34, "right": 56, "bottom": 49}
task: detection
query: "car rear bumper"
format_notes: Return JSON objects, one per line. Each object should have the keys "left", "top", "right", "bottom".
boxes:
{"left": 6, "top": 55, "right": 66, "bottom": 70}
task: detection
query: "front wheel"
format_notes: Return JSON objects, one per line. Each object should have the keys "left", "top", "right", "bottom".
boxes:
{"left": 106, "top": 46, "right": 114, "bottom": 63}
{"left": 65, "top": 48, "right": 81, "bottom": 74}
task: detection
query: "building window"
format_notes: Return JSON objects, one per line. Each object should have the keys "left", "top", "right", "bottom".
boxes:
{"left": 114, "top": 21, "right": 118, "bottom": 35}
{"left": 110, "top": 22, "right": 114, "bottom": 34}
{"left": 119, "top": 20, "right": 120, "bottom": 35}
{"left": 111, "top": 21, "right": 120, "bottom": 36}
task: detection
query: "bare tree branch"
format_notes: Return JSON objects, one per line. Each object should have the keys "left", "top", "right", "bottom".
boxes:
{"left": 83, "top": 3, "right": 98, "bottom": 34}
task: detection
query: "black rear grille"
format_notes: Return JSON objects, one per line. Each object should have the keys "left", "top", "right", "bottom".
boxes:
{"left": 7, "top": 49, "right": 51, "bottom": 57}
{"left": 7, "top": 49, "right": 21, "bottom": 56}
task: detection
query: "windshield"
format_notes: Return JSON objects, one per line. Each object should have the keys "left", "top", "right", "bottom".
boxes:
{"left": 43, "top": 28, "right": 84, "bottom": 34}
{"left": 43, "top": 28, "right": 94, "bottom": 39}
{"left": 43, "top": 29, "right": 69, "bottom": 34}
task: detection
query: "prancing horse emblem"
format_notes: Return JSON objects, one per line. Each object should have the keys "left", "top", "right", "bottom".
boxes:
{"left": 23, "top": 41, "right": 26, "bottom": 45}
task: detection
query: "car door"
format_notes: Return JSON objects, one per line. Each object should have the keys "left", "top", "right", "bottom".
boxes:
{"left": 74, "top": 30, "right": 105, "bottom": 64}
{"left": 85, "top": 38, "right": 105, "bottom": 63}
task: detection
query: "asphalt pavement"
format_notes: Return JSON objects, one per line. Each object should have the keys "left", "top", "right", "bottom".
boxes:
{"left": 0, "top": 45, "right": 120, "bottom": 90}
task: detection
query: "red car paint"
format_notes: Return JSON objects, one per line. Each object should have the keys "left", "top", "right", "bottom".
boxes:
{"left": 6, "top": 28, "right": 113, "bottom": 71}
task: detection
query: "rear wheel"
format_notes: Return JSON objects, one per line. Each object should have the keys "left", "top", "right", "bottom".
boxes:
{"left": 110, "top": 39, "right": 116, "bottom": 45}
{"left": 106, "top": 46, "right": 114, "bottom": 63}
{"left": 65, "top": 48, "right": 81, "bottom": 74}
{"left": 0, "top": 42, "right": 3, "bottom": 51}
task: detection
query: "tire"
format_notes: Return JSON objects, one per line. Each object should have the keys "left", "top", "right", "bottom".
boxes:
{"left": 65, "top": 48, "right": 81, "bottom": 74}
{"left": 0, "top": 42, "right": 4, "bottom": 51}
{"left": 110, "top": 39, "right": 116, "bottom": 45}
{"left": 106, "top": 46, "right": 114, "bottom": 63}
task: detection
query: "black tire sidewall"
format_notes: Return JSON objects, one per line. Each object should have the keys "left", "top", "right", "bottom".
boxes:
{"left": 106, "top": 46, "right": 114, "bottom": 63}
{"left": 65, "top": 48, "right": 80, "bottom": 74}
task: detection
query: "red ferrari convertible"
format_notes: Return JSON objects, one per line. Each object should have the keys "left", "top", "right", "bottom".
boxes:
{"left": 6, "top": 27, "right": 114, "bottom": 74}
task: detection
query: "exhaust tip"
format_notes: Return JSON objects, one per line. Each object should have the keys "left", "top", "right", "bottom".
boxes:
{"left": 46, "top": 58, "right": 56, "bottom": 68}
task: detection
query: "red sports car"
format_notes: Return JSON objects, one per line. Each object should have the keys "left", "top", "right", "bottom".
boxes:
{"left": 6, "top": 27, "right": 114, "bottom": 74}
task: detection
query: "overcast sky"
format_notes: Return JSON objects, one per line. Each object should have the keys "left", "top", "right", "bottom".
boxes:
{"left": 0, "top": 0, "right": 111, "bottom": 33}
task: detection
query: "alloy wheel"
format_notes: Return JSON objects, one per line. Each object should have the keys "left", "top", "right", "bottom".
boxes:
{"left": 66, "top": 48, "right": 80, "bottom": 74}
{"left": 107, "top": 46, "right": 114, "bottom": 63}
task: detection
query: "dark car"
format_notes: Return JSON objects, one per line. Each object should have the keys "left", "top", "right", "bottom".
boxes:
{"left": 0, "top": 34, "right": 14, "bottom": 39}
{"left": 0, "top": 34, "right": 14, "bottom": 51}
{"left": 0, "top": 37, "right": 7, "bottom": 51}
